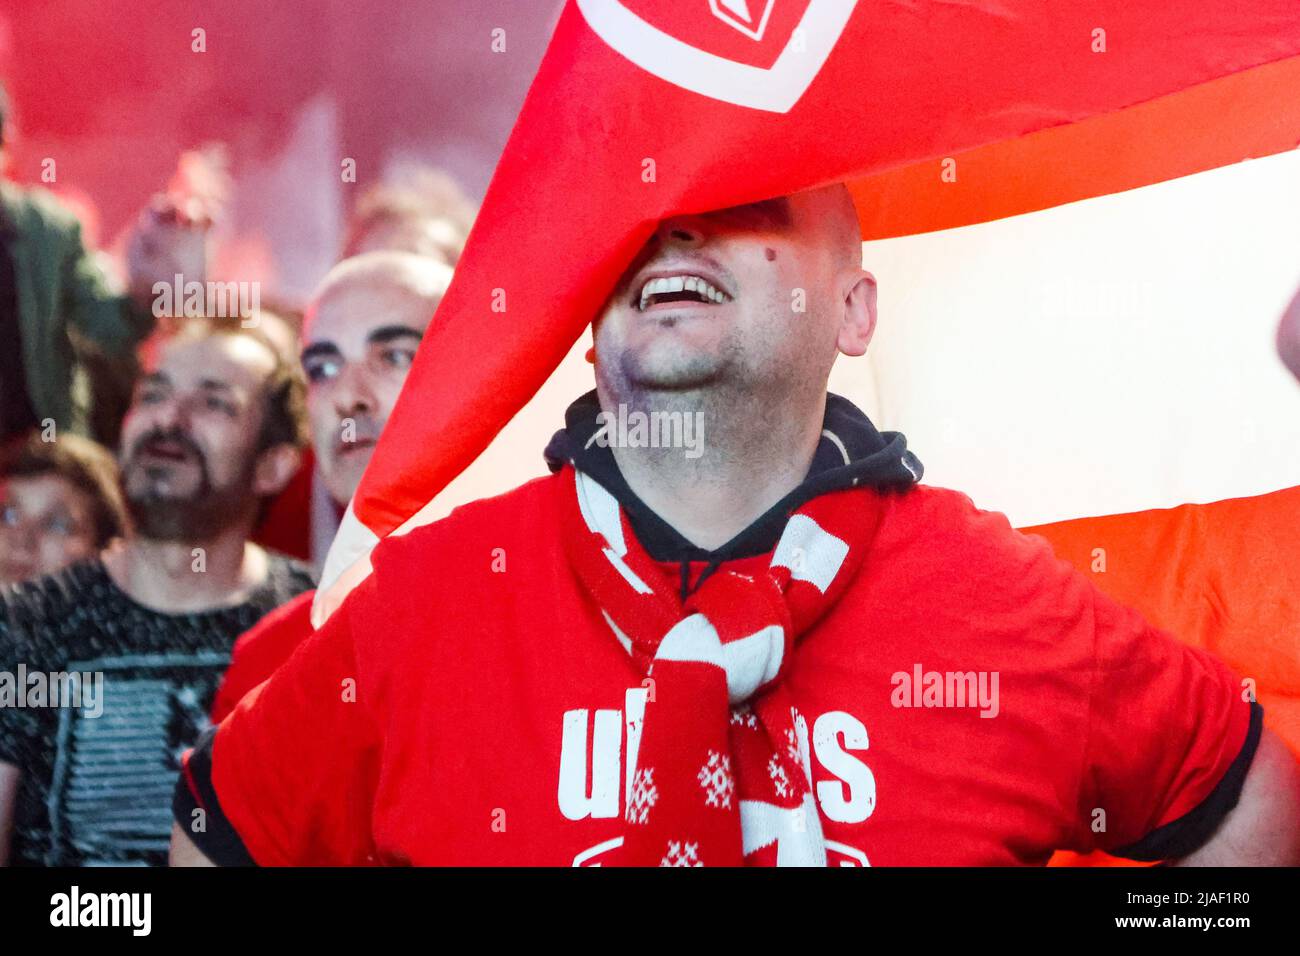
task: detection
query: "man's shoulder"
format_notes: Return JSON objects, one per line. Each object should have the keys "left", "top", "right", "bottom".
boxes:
{"left": 233, "top": 588, "right": 315, "bottom": 660}
{"left": 879, "top": 482, "right": 1015, "bottom": 538}
{"left": 1, "top": 182, "right": 80, "bottom": 240}
{"left": 828, "top": 485, "right": 1108, "bottom": 669}
{"left": 323, "top": 475, "right": 565, "bottom": 662}
{"left": 244, "top": 588, "right": 315, "bottom": 635}
{"left": 260, "top": 553, "right": 318, "bottom": 607}
{"left": 873, "top": 483, "right": 1061, "bottom": 579}
{"left": 0, "top": 561, "right": 107, "bottom": 661}
{"left": 370, "top": 473, "right": 564, "bottom": 568}
{"left": 0, "top": 560, "right": 107, "bottom": 618}
{"left": 211, "top": 590, "right": 317, "bottom": 723}
{"left": 442, "top": 471, "right": 564, "bottom": 524}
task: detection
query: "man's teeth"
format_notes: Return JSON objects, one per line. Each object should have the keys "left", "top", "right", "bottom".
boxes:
{"left": 637, "top": 274, "right": 731, "bottom": 310}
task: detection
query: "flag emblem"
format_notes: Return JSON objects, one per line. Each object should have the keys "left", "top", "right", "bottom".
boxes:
{"left": 574, "top": 0, "right": 857, "bottom": 113}
{"left": 710, "top": 0, "right": 776, "bottom": 40}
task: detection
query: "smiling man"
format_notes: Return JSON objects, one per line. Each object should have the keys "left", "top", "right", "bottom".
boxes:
{"left": 206, "top": 251, "right": 451, "bottom": 722}
{"left": 0, "top": 315, "right": 314, "bottom": 866}
{"left": 172, "top": 185, "right": 1299, "bottom": 867}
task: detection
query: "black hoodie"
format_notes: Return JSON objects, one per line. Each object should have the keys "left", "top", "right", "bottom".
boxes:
{"left": 544, "top": 390, "right": 923, "bottom": 599}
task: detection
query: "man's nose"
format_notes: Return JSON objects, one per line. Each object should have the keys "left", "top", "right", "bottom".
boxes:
{"left": 333, "top": 362, "right": 378, "bottom": 417}
{"left": 654, "top": 216, "right": 707, "bottom": 249}
{"left": 4, "top": 521, "right": 38, "bottom": 555}
{"left": 148, "top": 394, "right": 188, "bottom": 431}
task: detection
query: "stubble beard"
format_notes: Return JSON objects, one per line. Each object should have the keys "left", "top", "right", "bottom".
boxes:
{"left": 123, "top": 457, "right": 259, "bottom": 543}
{"left": 598, "top": 320, "right": 799, "bottom": 479}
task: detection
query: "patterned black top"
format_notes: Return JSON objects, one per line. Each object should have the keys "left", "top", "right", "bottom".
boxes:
{"left": 0, "top": 554, "right": 314, "bottom": 866}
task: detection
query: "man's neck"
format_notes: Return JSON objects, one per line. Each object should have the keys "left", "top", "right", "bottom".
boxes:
{"left": 102, "top": 528, "right": 268, "bottom": 614}
{"left": 607, "top": 388, "right": 826, "bottom": 551}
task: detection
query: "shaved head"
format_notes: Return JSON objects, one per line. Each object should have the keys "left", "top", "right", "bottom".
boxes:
{"left": 302, "top": 251, "right": 452, "bottom": 504}
{"left": 799, "top": 182, "right": 864, "bottom": 269}
{"left": 307, "top": 251, "right": 451, "bottom": 336}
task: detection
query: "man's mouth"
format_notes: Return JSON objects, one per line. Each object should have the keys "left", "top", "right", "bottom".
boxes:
{"left": 140, "top": 439, "right": 195, "bottom": 463}
{"left": 632, "top": 273, "right": 733, "bottom": 312}
{"left": 337, "top": 437, "right": 378, "bottom": 456}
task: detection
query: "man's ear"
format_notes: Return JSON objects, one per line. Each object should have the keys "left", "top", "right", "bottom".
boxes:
{"left": 836, "top": 269, "right": 877, "bottom": 357}
{"left": 252, "top": 444, "right": 302, "bottom": 499}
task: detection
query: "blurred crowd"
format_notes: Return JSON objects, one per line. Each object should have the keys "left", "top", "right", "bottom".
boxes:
{"left": 0, "top": 79, "right": 473, "bottom": 865}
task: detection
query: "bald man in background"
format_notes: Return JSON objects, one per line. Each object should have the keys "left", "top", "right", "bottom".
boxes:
{"left": 206, "top": 251, "right": 451, "bottom": 723}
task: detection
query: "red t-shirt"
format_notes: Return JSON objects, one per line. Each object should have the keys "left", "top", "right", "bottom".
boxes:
{"left": 206, "top": 475, "right": 1251, "bottom": 866}
{"left": 210, "top": 590, "right": 316, "bottom": 724}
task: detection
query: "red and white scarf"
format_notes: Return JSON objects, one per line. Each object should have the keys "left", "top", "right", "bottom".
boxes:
{"left": 560, "top": 466, "right": 881, "bottom": 866}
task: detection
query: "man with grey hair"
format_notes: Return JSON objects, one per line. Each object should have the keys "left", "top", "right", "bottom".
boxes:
{"left": 0, "top": 315, "right": 315, "bottom": 866}
{"left": 206, "top": 251, "right": 451, "bottom": 722}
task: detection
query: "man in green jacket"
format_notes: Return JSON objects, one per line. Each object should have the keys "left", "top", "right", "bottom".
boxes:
{"left": 0, "top": 82, "right": 207, "bottom": 442}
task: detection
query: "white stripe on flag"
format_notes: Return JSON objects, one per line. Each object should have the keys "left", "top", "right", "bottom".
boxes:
{"left": 771, "top": 514, "right": 849, "bottom": 593}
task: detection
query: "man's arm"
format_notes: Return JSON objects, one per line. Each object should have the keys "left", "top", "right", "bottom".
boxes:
{"left": 60, "top": 215, "right": 152, "bottom": 356}
{"left": 1173, "top": 728, "right": 1300, "bottom": 865}
{"left": 0, "top": 760, "right": 20, "bottom": 867}
{"left": 168, "top": 583, "right": 382, "bottom": 867}
{"left": 169, "top": 821, "right": 216, "bottom": 867}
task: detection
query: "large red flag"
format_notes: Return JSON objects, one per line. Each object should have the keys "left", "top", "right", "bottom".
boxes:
{"left": 317, "top": 0, "right": 1300, "bottom": 619}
